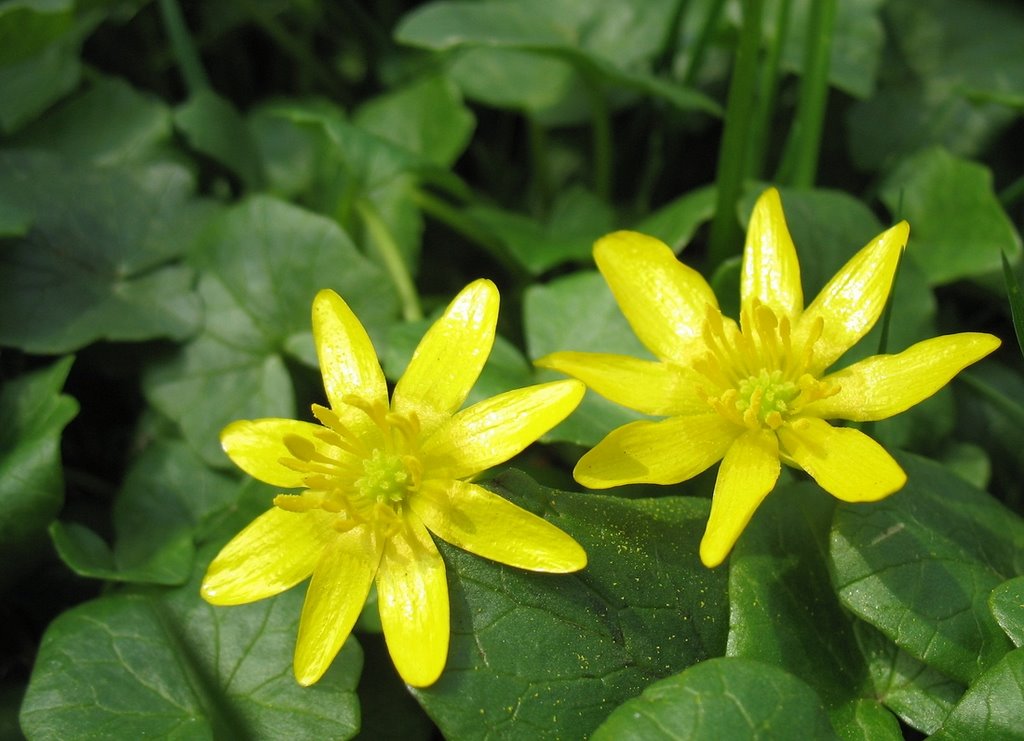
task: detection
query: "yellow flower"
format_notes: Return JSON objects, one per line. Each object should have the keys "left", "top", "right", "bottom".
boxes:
{"left": 202, "top": 280, "right": 587, "bottom": 687}
{"left": 537, "top": 188, "right": 1000, "bottom": 568}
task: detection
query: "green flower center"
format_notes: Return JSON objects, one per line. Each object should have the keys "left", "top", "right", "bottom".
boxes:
{"left": 273, "top": 397, "right": 424, "bottom": 534}
{"left": 736, "top": 369, "right": 800, "bottom": 426}
{"left": 356, "top": 448, "right": 411, "bottom": 505}
{"left": 694, "top": 302, "right": 838, "bottom": 431}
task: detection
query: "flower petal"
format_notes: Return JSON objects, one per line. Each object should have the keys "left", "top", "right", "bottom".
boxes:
{"left": 807, "top": 333, "right": 1002, "bottom": 422}
{"left": 392, "top": 279, "right": 499, "bottom": 437}
{"left": 594, "top": 231, "right": 718, "bottom": 364}
{"left": 575, "top": 413, "right": 737, "bottom": 488}
{"left": 420, "top": 380, "right": 584, "bottom": 480}
{"left": 700, "top": 430, "right": 781, "bottom": 567}
{"left": 220, "top": 418, "right": 329, "bottom": 488}
{"left": 778, "top": 417, "right": 906, "bottom": 502}
{"left": 377, "top": 515, "right": 449, "bottom": 687}
{"left": 411, "top": 479, "right": 587, "bottom": 572}
{"left": 201, "top": 507, "right": 337, "bottom": 605}
{"left": 741, "top": 188, "right": 803, "bottom": 319}
{"left": 535, "top": 351, "right": 705, "bottom": 416}
{"left": 797, "top": 221, "right": 909, "bottom": 371}
{"left": 313, "top": 288, "right": 388, "bottom": 418}
{"left": 294, "top": 524, "right": 382, "bottom": 686}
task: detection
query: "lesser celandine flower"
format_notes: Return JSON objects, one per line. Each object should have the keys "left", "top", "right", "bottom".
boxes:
{"left": 202, "top": 280, "right": 587, "bottom": 687}
{"left": 538, "top": 188, "right": 1000, "bottom": 568}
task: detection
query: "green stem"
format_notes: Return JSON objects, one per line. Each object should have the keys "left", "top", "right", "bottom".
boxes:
{"left": 747, "top": 0, "right": 791, "bottom": 180}
{"left": 682, "top": 0, "right": 727, "bottom": 86}
{"left": 356, "top": 200, "right": 422, "bottom": 321}
{"left": 777, "top": 0, "right": 835, "bottom": 187}
{"left": 654, "top": 0, "right": 690, "bottom": 75}
{"left": 157, "top": 0, "right": 210, "bottom": 94}
{"left": 707, "top": 0, "right": 764, "bottom": 268}
{"left": 583, "top": 72, "right": 612, "bottom": 201}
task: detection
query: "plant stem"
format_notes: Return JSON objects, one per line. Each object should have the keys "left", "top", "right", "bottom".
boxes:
{"left": 356, "top": 200, "right": 422, "bottom": 321}
{"left": 777, "top": 0, "right": 836, "bottom": 187}
{"left": 682, "top": 0, "right": 727, "bottom": 86}
{"left": 157, "top": 0, "right": 210, "bottom": 95}
{"left": 707, "top": 0, "right": 764, "bottom": 268}
{"left": 583, "top": 72, "right": 612, "bottom": 201}
{"left": 747, "top": 0, "right": 791, "bottom": 180}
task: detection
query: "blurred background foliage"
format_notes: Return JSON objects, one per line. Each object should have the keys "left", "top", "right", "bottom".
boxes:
{"left": 2, "top": 0, "right": 1024, "bottom": 738}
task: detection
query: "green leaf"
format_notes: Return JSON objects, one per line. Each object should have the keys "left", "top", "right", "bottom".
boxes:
{"left": 280, "top": 105, "right": 441, "bottom": 275}
{"left": 355, "top": 635, "right": 437, "bottom": 741}
{"left": 354, "top": 74, "right": 475, "bottom": 169}
{"left": 829, "top": 699, "right": 904, "bottom": 741}
{"left": 446, "top": 47, "right": 577, "bottom": 117}
{"left": 413, "top": 470, "right": 729, "bottom": 740}
{"left": 990, "top": 577, "right": 1024, "bottom": 648}
{"left": 49, "top": 441, "right": 242, "bottom": 585}
{"left": 0, "top": 0, "right": 73, "bottom": 68}
{"left": 591, "top": 657, "right": 838, "bottom": 740}
{"left": 395, "top": 0, "right": 722, "bottom": 118}
{"left": 467, "top": 186, "right": 615, "bottom": 275}
{"left": 633, "top": 185, "right": 716, "bottom": 253}
{"left": 144, "top": 196, "right": 398, "bottom": 465}
{"left": 830, "top": 452, "right": 1024, "bottom": 684}
{"left": 726, "top": 483, "right": 876, "bottom": 719}
{"left": 1002, "top": 251, "right": 1024, "bottom": 361}
{"left": 10, "top": 75, "right": 172, "bottom": 165}
{"left": 19, "top": 547, "right": 363, "bottom": 740}
{"left": 0, "top": 151, "right": 209, "bottom": 353}
{"left": 175, "top": 89, "right": 264, "bottom": 190}
{"left": 0, "top": 19, "right": 80, "bottom": 133}
{"left": 880, "top": 147, "right": 1023, "bottom": 285}
{"left": 0, "top": 192, "right": 33, "bottom": 236}
{"left": 0, "top": 357, "right": 77, "bottom": 585}
{"left": 930, "top": 648, "right": 1024, "bottom": 740}
{"left": 853, "top": 620, "right": 963, "bottom": 734}
{"left": 890, "top": 0, "right": 1024, "bottom": 107}
{"left": 523, "top": 271, "right": 647, "bottom": 446}
{"left": 780, "top": 0, "right": 885, "bottom": 99}
{"left": 847, "top": 0, "right": 1024, "bottom": 169}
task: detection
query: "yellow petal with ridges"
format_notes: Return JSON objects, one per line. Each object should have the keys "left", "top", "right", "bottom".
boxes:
{"left": 220, "top": 418, "right": 330, "bottom": 488}
{"left": 411, "top": 479, "right": 587, "bottom": 572}
{"left": 806, "top": 332, "right": 1001, "bottom": 422}
{"left": 201, "top": 506, "right": 337, "bottom": 605}
{"left": 778, "top": 417, "right": 906, "bottom": 502}
{"left": 797, "top": 221, "right": 909, "bottom": 372}
{"left": 393, "top": 279, "right": 498, "bottom": 437}
{"left": 377, "top": 515, "right": 449, "bottom": 687}
{"left": 294, "top": 524, "right": 382, "bottom": 686}
{"left": 535, "top": 351, "right": 705, "bottom": 416}
{"left": 700, "top": 429, "right": 780, "bottom": 567}
{"left": 313, "top": 289, "right": 388, "bottom": 427}
{"left": 742, "top": 188, "right": 803, "bottom": 319}
{"left": 575, "top": 413, "right": 737, "bottom": 488}
{"left": 420, "top": 380, "right": 584, "bottom": 480}
{"left": 594, "top": 231, "right": 718, "bottom": 364}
